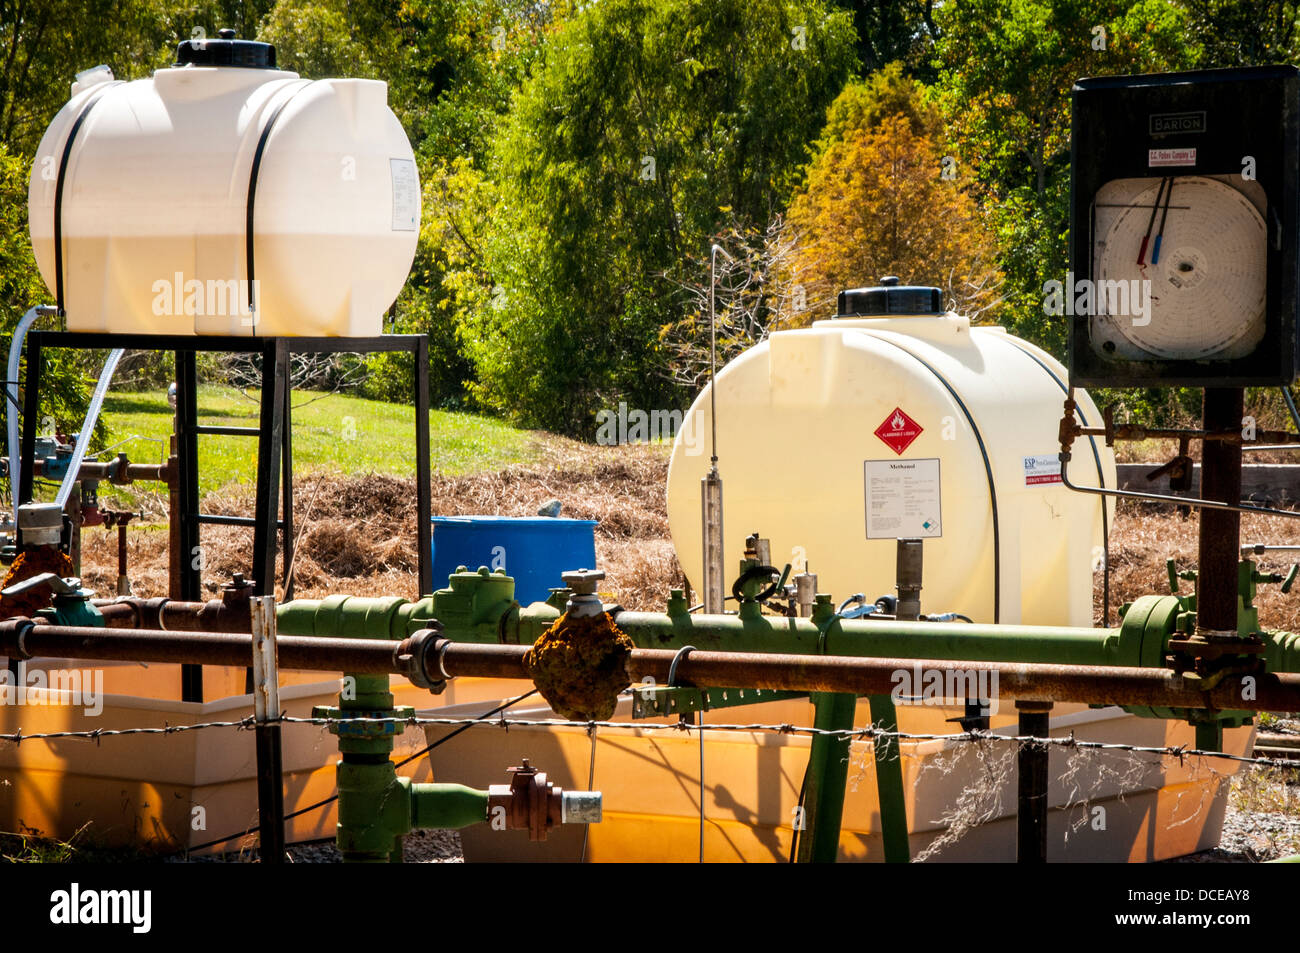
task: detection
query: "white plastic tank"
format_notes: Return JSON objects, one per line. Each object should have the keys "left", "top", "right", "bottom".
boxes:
{"left": 666, "top": 279, "right": 1116, "bottom": 628}
{"left": 27, "top": 31, "right": 420, "bottom": 337}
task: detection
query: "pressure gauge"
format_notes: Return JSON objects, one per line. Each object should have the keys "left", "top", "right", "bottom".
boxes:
{"left": 1090, "top": 175, "right": 1267, "bottom": 361}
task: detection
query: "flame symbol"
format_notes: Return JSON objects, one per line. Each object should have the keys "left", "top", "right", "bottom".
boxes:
{"left": 891, "top": 412, "right": 905, "bottom": 431}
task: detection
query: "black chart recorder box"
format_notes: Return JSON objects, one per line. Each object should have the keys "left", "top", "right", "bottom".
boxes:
{"left": 1069, "top": 66, "right": 1300, "bottom": 387}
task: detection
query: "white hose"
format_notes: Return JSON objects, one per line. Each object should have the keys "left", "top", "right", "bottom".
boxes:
{"left": 6, "top": 307, "right": 40, "bottom": 528}
{"left": 53, "top": 347, "right": 124, "bottom": 508}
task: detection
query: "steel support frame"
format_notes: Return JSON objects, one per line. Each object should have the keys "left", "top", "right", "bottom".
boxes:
{"left": 13, "top": 330, "right": 431, "bottom": 860}
{"left": 16, "top": 331, "right": 433, "bottom": 644}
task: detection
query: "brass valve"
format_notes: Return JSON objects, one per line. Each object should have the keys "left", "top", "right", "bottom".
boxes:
{"left": 487, "top": 759, "right": 601, "bottom": 841}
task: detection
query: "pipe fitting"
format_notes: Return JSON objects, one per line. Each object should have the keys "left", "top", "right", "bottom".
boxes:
{"left": 394, "top": 623, "right": 446, "bottom": 692}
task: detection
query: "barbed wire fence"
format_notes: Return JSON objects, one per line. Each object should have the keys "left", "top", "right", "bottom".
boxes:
{"left": 2, "top": 709, "right": 1296, "bottom": 860}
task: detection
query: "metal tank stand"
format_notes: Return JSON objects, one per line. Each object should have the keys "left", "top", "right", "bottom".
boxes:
{"left": 16, "top": 331, "right": 434, "bottom": 703}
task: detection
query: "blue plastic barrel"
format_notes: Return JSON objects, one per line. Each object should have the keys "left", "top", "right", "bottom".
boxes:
{"left": 430, "top": 516, "right": 598, "bottom": 605}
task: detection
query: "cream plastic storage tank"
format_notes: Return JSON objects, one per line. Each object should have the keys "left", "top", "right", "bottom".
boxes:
{"left": 666, "top": 279, "right": 1116, "bottom": 627}
{"left": 27, "top": 30, "right": 420, "bottom": 337}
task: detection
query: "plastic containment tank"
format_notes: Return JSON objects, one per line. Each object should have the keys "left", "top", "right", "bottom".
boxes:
{"left": 430, "top": 516, "right": 599, "bottom": 606}
{"left": 27, "top": 30, "right": 420, "bottom": 337}
{"left": 667, "top": 279, "right": 1117, "bottom": 628}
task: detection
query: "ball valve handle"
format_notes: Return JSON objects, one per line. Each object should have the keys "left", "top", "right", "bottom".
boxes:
{"left": 1, "top": 572, "right": 84, "bottom": 597}
{"left": 1253, "top": 564, "right": 1300, "bottom": 594}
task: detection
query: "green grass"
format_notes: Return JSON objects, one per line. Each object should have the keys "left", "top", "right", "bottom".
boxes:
{"left": 96, "top": 385, "right": 543, "bottom": 491}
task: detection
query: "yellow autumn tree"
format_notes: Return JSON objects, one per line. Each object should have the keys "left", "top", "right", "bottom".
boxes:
{"left": 783, "top": 109, "right": 1001, "bottom": 325}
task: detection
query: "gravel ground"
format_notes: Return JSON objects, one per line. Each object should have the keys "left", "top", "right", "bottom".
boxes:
{"left": 165, "top": 765, "right": 1299, "bottom": 863}
{"left": 1169, "top": 723, "right": 1300, "bottom": 863}
{"left": 164, "top": 829, "right": 464, "bottom": 863}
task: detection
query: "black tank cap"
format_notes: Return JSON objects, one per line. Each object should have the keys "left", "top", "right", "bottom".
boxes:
{"left": 836, "top": 277, "right": 943, "bottom": 317}
{"left": 175, "top": 28, "right": 277, "bottom": 69}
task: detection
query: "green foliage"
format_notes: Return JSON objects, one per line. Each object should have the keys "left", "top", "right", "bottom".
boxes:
{"left": 257, "top": 1, "right": 378, "bottom": 78}
{"left": 932, "top": 0, "right": 1195, "bottom": 364}
{"left": 829, "top": 0, "right": 942, "bottom": 77}
{"left": 1181, "top": 0, "right": 1300, "bottom": 67}
{"left": 460, "top": 0, "right": 858, "bottom": 434}
{"left": 813, "top": 61, "right": 941, "bottom": 146}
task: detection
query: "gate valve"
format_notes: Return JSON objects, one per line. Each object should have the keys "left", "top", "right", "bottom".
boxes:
{"left": 1, "top": 573, "right": 102, "bottom": 627}
{"left": 1251, "top": 565, "right": 1299, "bottom": 594}
{"left": 1145, "top": 435, "right": 1195, "bottom": 493}
{"left": 560, "top": 568, "right": 605, "bottom": 619}
{"left": 486, "top": 759, "right": 602, "bottom": 841}
{"left": 1165, "top": 558, "right": 1198, "bottom": 595}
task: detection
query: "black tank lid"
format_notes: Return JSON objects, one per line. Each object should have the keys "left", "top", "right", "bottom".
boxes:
{"left": 175, "top": 28, "right": 277, "bottom": 69}
{"left": 836, "top": 276, "right": 943, "bottom": 317}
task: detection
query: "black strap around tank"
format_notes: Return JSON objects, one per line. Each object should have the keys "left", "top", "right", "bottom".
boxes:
{"left": 53, "top": 83, "right": 119, "bottom": 317}
{"left": 245, "top": 81, "right": 310, "bottom": 327}
{"left": 1003, "top": 337, "right": 1113, "bottom": 622}
{"left": 870, "top": 335, "right": 1002, "bottom": 624}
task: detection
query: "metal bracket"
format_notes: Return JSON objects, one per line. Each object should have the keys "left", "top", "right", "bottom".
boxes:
{"left": 631, "top": 684, "right": 804, "bottom": 719}
{"left": 312, "top": 705, "right": 415, "bottom": 738}
{"left": 1166, "top": 630, "right": 1266, "bottom": 691}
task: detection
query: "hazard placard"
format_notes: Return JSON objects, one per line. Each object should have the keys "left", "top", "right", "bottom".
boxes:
{"left": 874, "top": 407, "right": 923, "bottom": 455}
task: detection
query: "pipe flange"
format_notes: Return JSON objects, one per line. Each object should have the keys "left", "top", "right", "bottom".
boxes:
{"left": 395, "top": 624, "right": 446, "bottom": 693}
{"left": 10, "top": 617, "right": 36, "bottom": 660}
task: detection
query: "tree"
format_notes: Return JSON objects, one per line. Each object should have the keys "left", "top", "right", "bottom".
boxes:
{"left": 931, "top": 0, "right": 1195, "bottom": 358}
{"left": 830, "top": 0, "right": 942, "bottom": 77}
{"left": 658, "top": 214, "right": 805, "bottom": 391}
{"left": 459, "top": 0, "right": 859, "bottom": 435}
{"left": 785, "top": 109, "right": 1001, "bottom": 322}
{"left": 1181, "top": 0, "right": 1300, "bottom": 67}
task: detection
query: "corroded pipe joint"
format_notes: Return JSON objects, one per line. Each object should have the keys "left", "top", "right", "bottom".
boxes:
{"left": 394, "top": 623, "right": 445, "bottom": 692}
{"left": 139, "top": 597, "right": 168, "bottom": 629}
{"left": 4, "top": 617, "right": 36, "bottom": 660}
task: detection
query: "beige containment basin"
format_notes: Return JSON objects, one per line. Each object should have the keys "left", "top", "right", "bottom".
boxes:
{"left": 0, "top": 654, "right": 1248, "bottom": 861}
{"left": 0, "top": 658, "right": 513, "bottom": 854}
{"left": 426, "top": 693, "right": 1250, "bottom": 863}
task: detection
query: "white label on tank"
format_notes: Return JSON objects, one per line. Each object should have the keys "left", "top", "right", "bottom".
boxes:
{"left": 390, "top": 158, "right": 419, "bottom": 231}
{"left": 1023, "top": 454, "right": 1063, "bottom": 486}
{"left": 864, "top": 458, "right": 942, "bottom": 539}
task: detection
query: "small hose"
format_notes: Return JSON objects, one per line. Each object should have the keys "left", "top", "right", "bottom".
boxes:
{"left": 730, "top": 564, "right": 780, "bottom": 603}
{"left": 836, "top": 594, "right": 866, "bottom": 615}
{"left": 921, "top": 612, "right": 975, "bottom": 623}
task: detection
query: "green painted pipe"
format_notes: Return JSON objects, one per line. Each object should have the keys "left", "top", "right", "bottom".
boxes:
{"left": 798, "top": 691, "right": 857, "bottom": 863}
{"left": 867, "top": 693, "right": 910, "bottom": 863}
{"left": 279, "top": 593, "right": 1168, "bottom": 668}
{"left": 411, "top": 783, "right": 489, "bottom": 831}
{"left": 276, "top": 567, "right": 1300, "bottom": 677}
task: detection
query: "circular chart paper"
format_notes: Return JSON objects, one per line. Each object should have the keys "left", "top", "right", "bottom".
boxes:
{"left": 1097, "top": 175, "right": 1266, "bottom": 359}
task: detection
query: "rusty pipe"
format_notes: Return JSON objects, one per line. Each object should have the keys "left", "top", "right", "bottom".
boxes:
{"left": 419, "top": 637, "right": 1300, "bottom": 714}
{"left": 0, "top": 620, "right": 395, "bottom": 674}
{"left": 5, "top": 621, "right": 1300, "bottom": 714}
{"left": 5, "top": 459, "right": 170, "bottom": 483}
{"left": 90, "top": 595, "right": 252, "bottom": 632}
